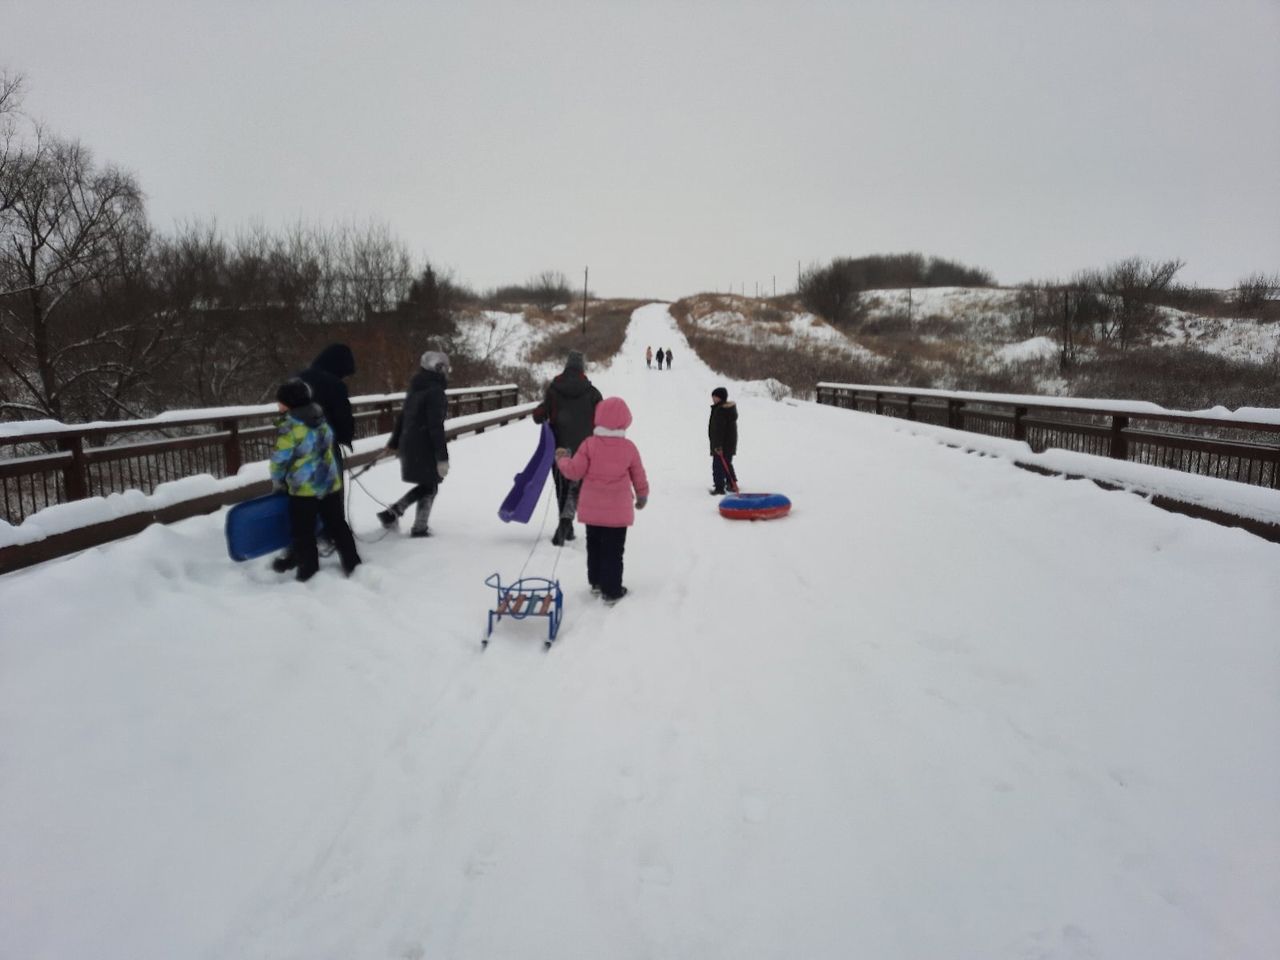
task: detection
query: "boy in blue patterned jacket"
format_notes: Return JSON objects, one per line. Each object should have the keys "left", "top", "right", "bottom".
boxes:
{"left": 270, "top": 379, "right": 361, "bottom": 581}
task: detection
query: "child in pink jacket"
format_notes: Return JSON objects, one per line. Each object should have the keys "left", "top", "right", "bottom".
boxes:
{"left": 554, "top": 396, "right": 649, "bottom": 604}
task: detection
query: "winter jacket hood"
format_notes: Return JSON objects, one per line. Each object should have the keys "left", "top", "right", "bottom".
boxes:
{"left": 310, "top": 343, "right": 356, "bottom": 380}
{"left": 550, "top": 370, "right": 596, "bottom": 400}
{"left": 292, "top": 401, "right": 326, "bottom": 428}
{"left": 593, "top": 396, "right": 632, "bottom": 433}
{"left": 532, "top": 370, "right": 602, "bottom": 453}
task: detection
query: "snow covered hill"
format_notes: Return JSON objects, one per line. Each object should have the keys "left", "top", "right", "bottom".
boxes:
{"left": 675, "top": 288, "right": 1280, "bottom": 402}
{"left": 2, "top": 304, "right": 1278, "bottom": 959}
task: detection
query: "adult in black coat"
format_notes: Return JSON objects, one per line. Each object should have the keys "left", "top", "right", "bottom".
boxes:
{"left": 298, "top": 343, "right": 356, "bottom": 469}
{"left": 272, "top": 342, "right": 357, "bottom": 572}
{"left": 532, "top": 350, "right": 603, "bottom": 544}
{"left": 708, "top": 386, "right": 738, "bottom": 494}
{"left": 378, "top": 351, "right": 451, "bottom": 537}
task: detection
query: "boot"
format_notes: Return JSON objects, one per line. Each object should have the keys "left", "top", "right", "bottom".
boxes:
{"left": 377, "top": 506, "right": 400, "bottom": 528}
{"left": 551, "top": 517, "right": 571, "bottom": 546}
{"left": 271, "top": 551, "right": 297, "bottom": 573}
{"left": 410, "top": 495, "right": 434, "bottom": 538}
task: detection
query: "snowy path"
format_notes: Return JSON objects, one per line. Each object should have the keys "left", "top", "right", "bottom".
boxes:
{"left": 2, "top": 304, "right": 1278, "bottom": 959}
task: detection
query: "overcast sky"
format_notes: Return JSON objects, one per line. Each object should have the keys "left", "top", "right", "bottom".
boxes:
{"left": 6, "top": 0, "right": 1278, "bottom": 299}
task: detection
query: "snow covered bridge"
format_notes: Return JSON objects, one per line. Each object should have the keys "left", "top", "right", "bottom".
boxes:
{"left": 3, "top": 304, "right": 1278, "bottom": 959}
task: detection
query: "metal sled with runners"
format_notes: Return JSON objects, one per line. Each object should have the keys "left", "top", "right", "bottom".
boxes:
{"left": 483, "top": 573, "right": 563, "bottom": 648}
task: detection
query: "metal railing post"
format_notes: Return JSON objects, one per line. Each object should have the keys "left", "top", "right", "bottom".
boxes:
{"left": 58, "top": 435, "right": 89, "bottom": 501}
{"left": 222, "top": 420, "right": 242, "bottom": 477}
{"left": 1110, "top": 415, "right": 1129, "bottom": 460}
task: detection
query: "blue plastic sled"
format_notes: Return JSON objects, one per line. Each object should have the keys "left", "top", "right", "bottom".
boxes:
{"left": 498, "top": 423, "right": 556, "bottom": 523}
{"left": 225, "top": 492, "right": 302, "bottom": 562}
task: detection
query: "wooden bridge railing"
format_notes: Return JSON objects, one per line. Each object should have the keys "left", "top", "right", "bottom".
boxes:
{"left": 815, "top": 382, "right": 1280, "bottom": 490}
{"left": 0, "top": 385, "right": 520, "bottom": 528}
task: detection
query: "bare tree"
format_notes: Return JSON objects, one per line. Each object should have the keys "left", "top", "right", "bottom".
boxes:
{"left": 0, "top": 135, "right": 148, "bottom": 419}
{"left": 529, "top": 270, "right": 572, "bottom": 307}
{"left": 0, "top": 70, "right": 37, "bottom": 219}
{"left": 1086, "top": 257, "right": 1184, "bottom": 350}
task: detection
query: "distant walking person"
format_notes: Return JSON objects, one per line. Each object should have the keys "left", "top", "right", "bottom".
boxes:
{"left": 645, "top": 345, "right": 653, "bottom": 369}
{"left": 656, "top": 348, "right": 665, "bottom": 371}
{"left": 665, "top": 347, "right": 674, "bottom": 370}
{"left": 532, "top": 350, "right": 603, "bottom": 545}
{"left": 555, "top": 396, "right": 649, "bottom": 605}
{"left": 378, "top": 351, "right": 451, "bottom": 537}
{"left": 708, "top": 386, "right": 738, "bottom": 495}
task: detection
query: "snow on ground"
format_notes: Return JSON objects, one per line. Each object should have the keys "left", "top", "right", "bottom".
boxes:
{"left": 1157, "top": 311, "right": 1280, "bottom": 363}
{"left": 692, "top": 308, "right": 881, "bottom": 364}
{"left": 453, "top": 308, "right": 577, "bottom": 382}
{"left": 2, "top": 305, "right": 1279, "bottom": 959}
{"left": 993, "top": 335, "right": 1059, "bottom": 364}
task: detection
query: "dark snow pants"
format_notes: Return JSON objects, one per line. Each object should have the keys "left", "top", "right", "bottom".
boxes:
{"left": 552, "top": 467, "right": 581, "bottom": 521}
{"left": 712, "top": 453, "right": 737, "bottom": 492}
{"left": 585, "top": 525, "right": 628, "bottom": 599}
{"left": 289, "top": 491, "right": 360, "bottom": 580}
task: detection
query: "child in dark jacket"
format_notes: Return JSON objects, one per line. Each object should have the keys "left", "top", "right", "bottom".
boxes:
{"left": 708, "top": 386, "right": 738, "bottom": 494}
{"left": 378, "top": 351, "right": 451, "bottom": 537}
{"left": 555, "top": 397, "right": 649, "bottom": 604}
{"left": 270, "top": 379, "right": 361, "bottom": 581}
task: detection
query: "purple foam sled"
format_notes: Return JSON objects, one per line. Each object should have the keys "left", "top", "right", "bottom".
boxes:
{"left": 498, "top": 423, "right": 556, "bottom": 523}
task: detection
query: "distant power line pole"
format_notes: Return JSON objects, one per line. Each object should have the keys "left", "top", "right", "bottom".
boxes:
{"left": 581, "top": 267, "right": 588, "bottom": 335}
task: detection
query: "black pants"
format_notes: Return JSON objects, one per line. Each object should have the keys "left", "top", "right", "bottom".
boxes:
{"left": 585, "top": 525, "right": 628, "bottom": 599}
{"left": 396, "top": 483, "right": 436, "bottom": 509}
{"left": 712, "top": 453, "right": 737, "bottom": 492}
{"left": 289, "top": 492, "right": 360, "bottom": 579}
{"left": 552, "top": 467, "right": 581, "bottom": 521}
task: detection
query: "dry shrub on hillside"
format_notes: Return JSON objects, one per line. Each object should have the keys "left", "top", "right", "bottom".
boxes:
{"left": 678, "top": 320, "right": 908, "bottom": 399}
{"left": 528, "top": 301, "right": 640, "bottom": 368}
{"left": 1070, "top": 346, "right": 1280, "bottom": 410}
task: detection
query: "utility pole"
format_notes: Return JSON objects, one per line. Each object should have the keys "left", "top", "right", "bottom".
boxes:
{"left": 581, "top": 267, "right": 588, "bottom": 335}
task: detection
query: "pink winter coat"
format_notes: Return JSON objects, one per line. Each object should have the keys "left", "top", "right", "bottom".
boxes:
{"left": 556, "top": 397, "right": 649, "bottom": 528}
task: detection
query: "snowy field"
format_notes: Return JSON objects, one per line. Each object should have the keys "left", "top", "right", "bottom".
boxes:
{"left": 2, "top": 304, "right": 1278, "bottom": 959}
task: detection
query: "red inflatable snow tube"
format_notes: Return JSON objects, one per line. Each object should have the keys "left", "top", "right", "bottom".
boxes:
{"left": 718, "top": 492, "right": 792, "bottom": 521}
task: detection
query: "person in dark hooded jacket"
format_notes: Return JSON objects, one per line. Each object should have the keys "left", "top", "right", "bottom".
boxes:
{"left": 377, "top": 351, "right": 451, "bottom": 537}
{"left": 298, "top": 343, "right": 357, "bottom": 469}
{"left": 532, "top": 350, "right": 603, "bottom": 545}
{"left": 708, "top": 386, "right": 738, "bottom": 494}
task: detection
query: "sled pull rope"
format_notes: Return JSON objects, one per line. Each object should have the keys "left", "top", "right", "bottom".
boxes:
{"left": 516, "top": 474, "right": 562, "bottom": 582}
{"left": 346, "top": 460, "right": 395, "bottom": 544}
